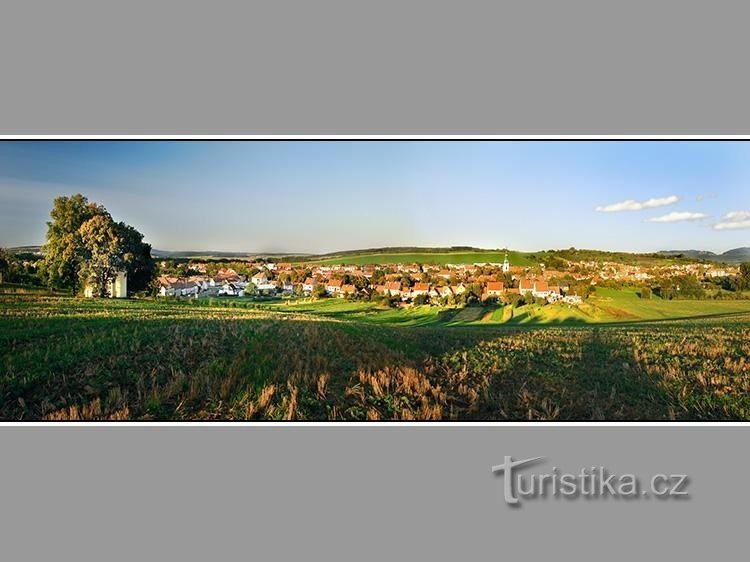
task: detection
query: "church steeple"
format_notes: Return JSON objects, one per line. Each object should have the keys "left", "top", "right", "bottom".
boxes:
{"left": 502, "top": 253, "right": 510, "bottom": 273}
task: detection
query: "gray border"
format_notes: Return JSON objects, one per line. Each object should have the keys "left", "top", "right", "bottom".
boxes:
{"left": 2, "top": 1, "right": 750, "bottom": 133}
{"left": 0, "top": 425, "right": 744, "bottom": 561}
{"left": 2, "top": 1, "right": 748, "bottom": 560}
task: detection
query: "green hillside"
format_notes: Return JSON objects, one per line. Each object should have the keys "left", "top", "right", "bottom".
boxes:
{"left": 302, "top": 250, "right": 533, "bottom": 266}
{"left": 270, "top": 288, "right": 750, "bottom": 326}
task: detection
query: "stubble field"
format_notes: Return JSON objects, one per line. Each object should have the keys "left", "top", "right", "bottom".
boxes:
{"left": 2, "top": 294, "right": 750, "bottom": 421}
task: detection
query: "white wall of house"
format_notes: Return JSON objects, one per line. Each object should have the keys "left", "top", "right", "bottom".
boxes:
{"left": 112, "top": 270, "right": 127, "bottom": 298}
{"left": 84, "top": 270, "right": 127, "bottom": 298}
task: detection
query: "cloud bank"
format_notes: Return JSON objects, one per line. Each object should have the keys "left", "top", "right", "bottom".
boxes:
{"left": 647, "top": 211, "right": 708, "bottom": 223}
{"left": 596, "top": 195, "right": 679, "bottom": 213}
{"left": 713, "top": 211, "right": 750, "bottom": 230}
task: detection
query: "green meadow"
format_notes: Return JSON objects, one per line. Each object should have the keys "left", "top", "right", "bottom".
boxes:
{"left": 272, "top": 288, "right": 750, "bottom": 326}
{"left": 2, "top": 289, "right": 750, "bottom": 421}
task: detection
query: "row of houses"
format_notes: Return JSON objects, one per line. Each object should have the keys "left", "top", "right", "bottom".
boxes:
{"left": 157, "top": 264, "right": 586, "bottom": 305}
{"left": 303, "top": 276, "right": 582, "bottom": 304}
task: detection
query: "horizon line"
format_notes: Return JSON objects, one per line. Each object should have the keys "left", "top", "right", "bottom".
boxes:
{"left": 6, "top": 242, "right": 747, "bottom": 257}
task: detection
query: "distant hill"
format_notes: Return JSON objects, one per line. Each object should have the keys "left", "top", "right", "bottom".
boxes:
{"left": 150, "top": 249, "right": 311, "bottom": 259}
{"left": 658, "top": 247, "right": 750, "bottom": 264}
{"left": 721, "top": 247, "right": 750, "bottom": 263}
{"left": 315, "top": 246, "right": 485, "bottom": 257}
{"left": 8, "top": 244, "right": 750, "bottom": 264}
{"left": 6, "top": 245, "right": 43, "bottom": 254}
{"left": 303, "top": 248, "right": 533, "bottom": 267}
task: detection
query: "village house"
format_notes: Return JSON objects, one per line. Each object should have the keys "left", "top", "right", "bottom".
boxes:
{"left": 302, "top": 278, "right": 316, "bottom": 294}
{"left": 384, "top": 281, "right": 402, "bottom": 296}
{"left": 255, "top": 281, "right": 278, "bottom": 294}
{"left": 251, "top": 270, "right": 269, "bottom": 285}
{"left": 452, "top": 283, "right": 466, "bottom": 295}
{"left": 483, "top": 281, "right": 504, "bottom": 300}
{"left": 215, "top": 267, "right": 241, "bottom": 283}
{"left": 706, "top": 268, "right": 732, "bottom": 278}
{"left": 532, "top": 279, "right": 551, "bottom": 298}
{"left": 218, "top": 282, "right": 242, "bottom": 297}
{"left": 326, "top": 279, "right": 343, "bottom": 295}
{"left": 411, "top": 282, "right": 430, "bottom": 297}
{"left": 436, "top": 286, "right": 453, "bottom": 299}
{"left": 518, "top": 278, "right": 534, "bottom": 295}
{"left": 162, "top": 280, "right": 201, "bottom": 297}
{"left": 518, "top": 278, "right": 552, "bottom": 299}
{"left": 341, "top": 284, "right": 357, "bottom": 297}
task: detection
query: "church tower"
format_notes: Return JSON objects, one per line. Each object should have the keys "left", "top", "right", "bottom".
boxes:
{"left": 502, "top": 253, "right": 510, "bottom": 273}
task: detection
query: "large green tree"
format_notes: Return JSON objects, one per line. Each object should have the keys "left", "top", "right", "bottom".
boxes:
{"left": 0, "top": 247, "right": 8, "bottom": 284}
{"left": 739, "top": 262, "right": 750, "bottom": 291}
{"left": 78, "top": 214, "right": 125, "bottom": 297}
{"left": 41, "top": 194, "right": 154, "bottom": 296}
{"left": 41, "top": 194, "right": 106, "bottom": 292}
{"left": 115, "top": 221, "right": 156, "bottom": 293}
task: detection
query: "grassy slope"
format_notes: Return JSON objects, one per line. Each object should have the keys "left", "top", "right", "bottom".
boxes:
{"left": 588, "top": 287, "right": 750, "bottom": 320}
{"left": 264, "top": 289, "right": 750, "bottom": 327}
{"left": 302, "top": 250, "right": 533, "bottom": 267}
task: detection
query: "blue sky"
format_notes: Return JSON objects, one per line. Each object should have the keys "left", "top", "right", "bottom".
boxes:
{"left": 1, "top": 140, "right": 749, "bottom": 253}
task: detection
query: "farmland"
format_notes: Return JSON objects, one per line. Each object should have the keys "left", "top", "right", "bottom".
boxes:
{"left": 267, "top": 288, "right": 750, "bottom": 326}
{"left": 2, "top": 292, "right": 750, "bottom": 421}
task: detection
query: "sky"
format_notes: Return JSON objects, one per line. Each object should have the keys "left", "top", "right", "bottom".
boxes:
{"left": 1, "top": 140, "right": 749, "bottom": 254}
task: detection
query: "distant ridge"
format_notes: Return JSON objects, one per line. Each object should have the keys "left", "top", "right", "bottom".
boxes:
{"left": 7, "top": 244, "right": 749, "bottom": 263}
{"left": 5, "top": 245, "right": 43, "bottom": 254}
{"left": 658, "top": 247, "right": 750, "bottom": 264}
{"left": 150, "top": 249, "right": 310, "bottom": 259}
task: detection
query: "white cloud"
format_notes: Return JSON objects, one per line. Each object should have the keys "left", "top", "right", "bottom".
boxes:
{"left": 647, "top": 211, "right": 708, "bottom": 223}
{"left": 596, "top": 195, "right": 679, "bottom": 213}
{"left": 713, "top": 211, "right": 750, "bottom": 230}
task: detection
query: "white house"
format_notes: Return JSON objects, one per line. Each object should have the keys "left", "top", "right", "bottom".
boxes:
{"left": 219, "top": 282, "right": 239, "bottom": 296}
{"left": 411, "top": 282, "right": 430, "bottom": 297}
{"left": 251, "top": 271, "right": 269, "bottom": 286}
{"left": 302, "top": 278, "right": 316, "bottom": 294}
{"left": 531, "top": 280, "right": 551, "bottom": 299}
{"left": 326, "top": 279, "right": 343, "bottom": 295}
{"left": 452, "top": 283, "right": 467, "bottom": 295}
{"left": 437, "top": 286, "right": 453, "bottom": 299}
{"left": 84, "top": 270, "right": 127, "bottom": 298}
{"left": 256, "top": 282, "right": 278, "bottom": 293}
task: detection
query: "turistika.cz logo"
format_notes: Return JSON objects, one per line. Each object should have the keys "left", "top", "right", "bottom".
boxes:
{"left": 491, "top": 456, "right": 689, "bottom": 505}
